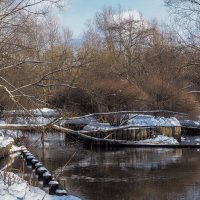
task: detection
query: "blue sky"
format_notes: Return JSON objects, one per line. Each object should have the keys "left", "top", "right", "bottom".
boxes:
{"left": 60, "top": 0, "right": 168, "bottom": 37}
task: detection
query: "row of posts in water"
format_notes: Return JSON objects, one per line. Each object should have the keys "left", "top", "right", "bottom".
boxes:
{"left": 21, "top": 147, "right": 67, "bottom": 196}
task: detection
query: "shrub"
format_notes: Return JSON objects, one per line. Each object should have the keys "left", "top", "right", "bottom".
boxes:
{"left": 89, "top": 77, "right": 148, "bottom": 112}
{"left": 143, "top": 74, "right": 200, "bottom": 117}
{"left": 47, "top": 88, "right": 98, "bottom": 114}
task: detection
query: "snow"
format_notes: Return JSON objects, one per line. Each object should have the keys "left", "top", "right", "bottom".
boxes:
{"left": 0, "top": 171, "right": 81, "bottom": 200}
{"left": 4, "top": 109, "right": 181, "bottom": 129}
{"left": 37, "top": 167, "right": 47, "bottom": 171}
{"left": 181, "top": 137, "right": 186, "bottom": 141}
{"left": 4, "top": 116, "right": 53, "bottom": 125}
{"left": 43, "top": 172, "right": 51, "bottom": 177}
{"left": 49, "top": 180, "right": 59, "bottom": 185}
{"left": 0, "top": 136, "right": 13, "bottom": 148}
{"left": 14, "top": 116, "right": 52, "bottom": 125}
{"left": 137, "top": 135, "right": 179, "bottom": 145}
{"left": 2, "top": 130, "right": 23, "bottom": 138}
{"left": 127, "top": 114, "right": 180, "bottom": 127}
{"left": 179, "top": 119, "right": 200, "bottom": 128}
{"left": 82, "top": 114, "right": 180, "bottom": 132}
{"left": 5, "top": 108, "right": 59, "bottom": 118}
{"left": 31, "top": 108, "right": 59, "bottom": 118}
{"left": 195, "top": 138, "right": 200, "bottom": 142}
{"left": 56, "top": 189, "right": 67, "bottom": 195}
{"left": 10, "top": 145, "right": 23, "bottom": 153}
{"left": 83, "top": 121, "right": 114, "bottom": 131}
{"left": 3, "top": 108, "right": 60, "bottom": 125}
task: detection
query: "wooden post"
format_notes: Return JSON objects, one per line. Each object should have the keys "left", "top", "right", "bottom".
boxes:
{"left": 136, "top": 129, "right": 140, "bottom": 141}
{"left": 131, "top": 129, "right": 136, "bottom": 141}
{"left": 118, "top": 129, "right": 123, "bottom": 140}
{"left": 97, "top": 131, "right": 100, "bottom": 138}
{"left": 127, "top": 129, "right": 132, "bottom": 140}
{"left": 143, "top": 129, "right": 147, "bottom": 139}
{"left": 147, "top": 128, "right": 151, "bottom": 138}
{"left": 123, "top": 129, "right": 127, "bottom": 140}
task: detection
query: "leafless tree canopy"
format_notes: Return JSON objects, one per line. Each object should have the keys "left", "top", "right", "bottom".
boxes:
{"left": 0, "top": 0, "right": 77, "bottom": 110}
{"left": 0, "top": 3, "right": 199, "bottom": 118}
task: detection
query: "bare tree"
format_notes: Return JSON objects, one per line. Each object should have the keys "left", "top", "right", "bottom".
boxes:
{"left": 0, "top": 0, "right": 76, "bottom": 110}
{"left": 165, "top": 0, "right": 200, "bottom": 100}
{"left": 93, "top": 7, "right": 152, "bottom": 82}
{"left": 165, "top": 0, "right": 200, "bottom": 48}
{"left": 71, "top": 6, "right": 200, "bottom": 115}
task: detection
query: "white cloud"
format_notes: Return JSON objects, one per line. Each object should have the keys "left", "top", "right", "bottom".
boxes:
{"left": 109, "top": 9, "right": 148, "bottom": 29}
{"left": 113, "top": 10, "right": 143, "bottom": 22}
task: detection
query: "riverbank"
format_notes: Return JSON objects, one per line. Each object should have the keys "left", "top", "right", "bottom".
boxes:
{"left": 6, "top": 132, "right": 200, "bottom": 200}
{"left": 0, "top": 128, "right": 81, "bottom": 200}
{"left": 0, "top": 171, "right": 80, "bottom": 200}
{"left": 0, "top": 108, "right": 200, "bottom": 199}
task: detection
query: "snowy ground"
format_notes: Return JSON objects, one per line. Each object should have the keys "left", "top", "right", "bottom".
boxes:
{"left": 0, "top": 136, "right": 13, "bottom": 148}
{"left": 128, "top": 114, "right": 180, "bottom": 126}
{"left": 137, "top": 135, "right": 179, "bottom": 145}
{"left": 5, "top": 108, "right": 59, "bottom": 118}
{"left": 0, "top": 108, "right": 81, "bottom": 200}
{"left": 0, "top": 134, "right": 81, "bottom": 200}
{"left": 0, "top": 171, "right": 81, "bottom": 200}
{"left": 82, "top": 114, "right": 180, "bottom": 132}
{"left": 2, "top": 129, "right": 23, "bottom": 139}
{"left": 179, "top": 119, "right": 200, "bottom": 128}
{"left": 4, "top": 108, "right": 59, "bottom": 125}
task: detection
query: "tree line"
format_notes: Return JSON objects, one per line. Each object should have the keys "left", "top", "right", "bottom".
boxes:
{"left": 0, "top": 0, "right": 200, "bottom": 118}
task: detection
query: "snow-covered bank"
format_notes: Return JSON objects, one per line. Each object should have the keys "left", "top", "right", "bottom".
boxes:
{"left": 82, "top": 114, "right": 180, "bottom": 132}
{"left": 127, "top": 114, "right": 180, "bottom": 127}
{"left": 0, "top": 136, "right": 13, "bottom": 149}
{"left": 0, "top": 171, "right": 81, "bottom": 200}
{"left": 179, "top": 119, "right": 200, "bottom": 128}
{"left": 0, "top": 129, "right": 25, "bottom": 156}
{"left": 3, "top": 108, "right": 200, "bottom": 129}
{"left": 0, "top": 127, "right": 81, "bottom": 200}
{"left": 3, "top": 108, "right": 60, "bottom": 125}
{"left": 2, "top": 129, "right": 23, "bottom": 139}
{"left": 137, "top": 135, "right": 179, "bottom": 145}
{"left": 31, "top": 108, "right": 60, "bottom": 118}
{"left": 5, "top": 108, "right": 59, "bottom": 118}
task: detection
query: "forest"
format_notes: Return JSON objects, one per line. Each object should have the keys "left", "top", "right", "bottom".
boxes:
{"left": 0, "top": 0, "right": 200, "bottom": 118}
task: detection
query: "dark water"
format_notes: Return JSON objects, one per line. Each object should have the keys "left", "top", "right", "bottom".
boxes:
{"left": 6, "top": 132, "right": 200, "bottom": 200}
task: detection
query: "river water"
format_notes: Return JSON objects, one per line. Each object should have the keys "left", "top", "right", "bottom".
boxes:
{"left": 6, "top": 132, "right": 200, "bottom": 200}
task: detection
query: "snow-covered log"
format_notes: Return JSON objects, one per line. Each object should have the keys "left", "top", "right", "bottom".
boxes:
{"left": 51, "top": 124, "right": 182, "bottom": 147}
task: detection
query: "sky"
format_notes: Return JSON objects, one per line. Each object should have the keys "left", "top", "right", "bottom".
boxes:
{"left": 59, "top": 0, "right": 169, "bottom": 38}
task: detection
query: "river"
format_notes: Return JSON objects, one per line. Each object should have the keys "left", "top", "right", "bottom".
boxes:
{"left": 5, "top": 132, "right": 200, "bottom": 200}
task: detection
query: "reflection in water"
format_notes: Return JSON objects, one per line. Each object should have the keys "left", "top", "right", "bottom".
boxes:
{"left": 5, "top": 132, "right": 200, "bottom": 200}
